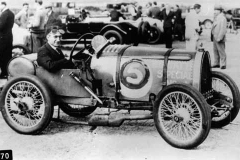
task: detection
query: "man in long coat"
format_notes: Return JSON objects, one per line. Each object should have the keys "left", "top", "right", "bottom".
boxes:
{"left": 211, "top": 5, "right": 227, "bottom": 69}
{"left": 185, "top": 4, "right": 201, "bottom": 50}
{"left": 27, "top": 0, "right": 46, "bottom": 53}
{"left": 0, "top": 2, "right": 14, "bottom": 78}
{"left": 160, "top": 4, "right": 175, "bottom": 48}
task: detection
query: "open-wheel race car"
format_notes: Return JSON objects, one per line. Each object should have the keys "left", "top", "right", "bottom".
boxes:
{"left": 0, "top": 34, "right": 240, "bottom": 149}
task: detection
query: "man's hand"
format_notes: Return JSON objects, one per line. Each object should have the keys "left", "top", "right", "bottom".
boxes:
{"left": 27, "top": 23, "right": 32, "bottom": 29}
{"left": 72, "top": 58, "right": 82, "bottom": 66}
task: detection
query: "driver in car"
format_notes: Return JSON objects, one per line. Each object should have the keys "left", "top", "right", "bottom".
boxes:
{"left": 37, "top": 26, "right": 75, "bottom": 72}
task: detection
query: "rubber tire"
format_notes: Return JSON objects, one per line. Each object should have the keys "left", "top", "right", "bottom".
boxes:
{"left": 0, "top": 75, "right": 53, "bottom": 134}
{"left": 204, "top": 19, "right": 213, "bottom": 29}
{"left": 211, "top": 71, "right": 240, "bottom": 128}
{"left": 59, "top": 103, "right": 96, "bottom": 117}
{"left": 12, "top": 44, "right": 31, "bottom": 57}
{"left": 147, "top": 25, "right": 161, "bottom": 44}
{"left": 103, "top": 30, "right": 123, "bottom": 44}
{"left": 153, "top": 83, "right": 211, "bottom": 149}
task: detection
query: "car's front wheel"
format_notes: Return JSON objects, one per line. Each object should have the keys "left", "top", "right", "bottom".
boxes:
{"left": 0, "top": 75, "right": 53, "bottom": 134}
{"left": 153, "top": 84, "right": 211, "bottom": 149}
{"left": 103, "top": 30, "right": 123, "bottom": 44}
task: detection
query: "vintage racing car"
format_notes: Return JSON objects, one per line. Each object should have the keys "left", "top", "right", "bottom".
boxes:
{"left": 0, "top": 34, "right": 239, "bottom": 149}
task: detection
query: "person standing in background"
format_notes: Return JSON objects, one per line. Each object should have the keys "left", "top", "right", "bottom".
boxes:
{"left": 185, "top": 4, "right": 201, "bottom": 50}
{"left": 145, "top": 2, "right": 152, "bottom": 15}
{"left": 174, "top": 5, "right": 184, "bottom": 41}
{"left": 27, "top": 0, "right": 46, "bottom": 53}
{"left": 147, "top": 1, "right": 161, "bottom": 19}
{"left": 0, "top": 1, "right": 14, "bottom": 78}
{"left": 160, "top": 4, "right": 175, "bottom": 48}
{"left": 110, "top": 5, "right": 126, "bottom": 22}
{"left": 15, "top": 3, "right": 29, "bottom": 29}
{"left": 44, "top": 3, "right": 62, "bottom": 36}
{"left": 128, "top": 2, "right": 137, "bottom": 20}
{"left": 211, "top": 5, "right": 227, "bottom": 69}
{"left": 135, "top": 5, "right": 142, "bottom": 20}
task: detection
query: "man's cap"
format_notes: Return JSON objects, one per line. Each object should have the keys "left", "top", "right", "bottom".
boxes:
{"left": 214, "top": 4, "right": 224, "bottom": 11}
{"left": 46, "top": 26, "right": 65, "bottom": 36}
{"left": 35, "top": 0, "right": 42, "bottom": 3}
{"left": 44, "top": 2, "right": 52, "bottom": 8}
{"left": 1, "top": 1, "right": 6, "bottom": 5}
{"left": 193, "top": 4, "right": 201, "bottom": 9}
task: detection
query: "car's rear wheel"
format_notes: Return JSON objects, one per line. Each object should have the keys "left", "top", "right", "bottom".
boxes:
{"left": 0, "top": 75, "right": 53, "bottom": 134}
{"left": 59, "top": 103, "right": 96, "bottom": 117}
{"left": 154, "top": 84, "right": 211, "bottom": 149}
{"left": 210, "top": 71, "right": 240, "bottom": 128}
{"left": 103, "top": 30, "right": 123, "bottom": 44}
{"left": 12, "top": 44, "right": 30, "bottom": 57}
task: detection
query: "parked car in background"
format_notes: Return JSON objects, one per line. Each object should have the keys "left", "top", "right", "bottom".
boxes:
{"left": 230, "top": 8, "right": 240, "bottom": 29}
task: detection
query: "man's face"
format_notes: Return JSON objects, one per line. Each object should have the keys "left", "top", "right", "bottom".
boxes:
{"left": 195, "top": 8, "right": 201, "bottom": 14}
{"left": 165, "top": 4, "right": 171, "bottom": 10}
{"left": 174, "top": 6, "right": 178, "bottom": 12}
{"left": 214, "top": 9, "right": 220, "bottom": 16}
{"left": 23, "top": 5, "right": 29, "bottom": 12}
{"left": 47, "top": 32, "right": 62, "bottom": 47}
{"left": 45, "top": 7, "right": 51, "bottom": 13}
{"left": 0, "top": 4, "right": 5, "bottom": 11}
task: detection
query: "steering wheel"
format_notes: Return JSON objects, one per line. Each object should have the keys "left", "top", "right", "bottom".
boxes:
{"left": 69, "top": 33, "right": 94, "bottom": 63}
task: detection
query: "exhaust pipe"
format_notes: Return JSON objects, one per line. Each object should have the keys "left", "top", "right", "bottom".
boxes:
{"left": 88, "top": 113, "right": 152, "bottom": 127}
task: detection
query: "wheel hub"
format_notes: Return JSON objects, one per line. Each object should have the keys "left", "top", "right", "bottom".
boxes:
{"left": 175, "top": 106, "right": 191, "bottom": 123}
{"left": 173, "top": 115, "right": 184, "bottom": 122}
{"left": 19, "top": 97, "right": 34, "bottom": 111}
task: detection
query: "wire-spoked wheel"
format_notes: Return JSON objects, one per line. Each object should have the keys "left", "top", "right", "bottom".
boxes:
{"left": 0, "top": 75, "right": 53, "bottom": 134}
{"left": 154, "top": 84, "right": 211, "bottom": 149}
{"left": 210, "top": 71, "right": 240, "bottom": 128}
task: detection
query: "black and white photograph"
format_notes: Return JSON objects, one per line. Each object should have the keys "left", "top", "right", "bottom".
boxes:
{"left": 1, "top": 0, "right": 240, "bottom": 159}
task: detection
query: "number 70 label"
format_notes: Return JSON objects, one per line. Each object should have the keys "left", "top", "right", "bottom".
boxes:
{"left": 0, "top": 150, "right": 12, "bottom": 160}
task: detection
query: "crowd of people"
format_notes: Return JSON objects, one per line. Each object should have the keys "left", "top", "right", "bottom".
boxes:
{"left": 108, "top": 2, "right": 229, "bottom": 69}
{"left": 0, "top": 1, "right": 232, "bottom": 78}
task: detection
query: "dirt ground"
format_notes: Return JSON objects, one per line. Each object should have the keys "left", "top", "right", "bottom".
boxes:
{"left": 1, "top": 29, "right": 240, "bottom": 160}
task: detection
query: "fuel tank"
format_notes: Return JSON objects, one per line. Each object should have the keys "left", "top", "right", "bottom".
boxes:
{"left": 8, "top": 55, "right": 37, "bottom": 76}
{"left": 91, "top": 45, "right": 212, "bottom": 101}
